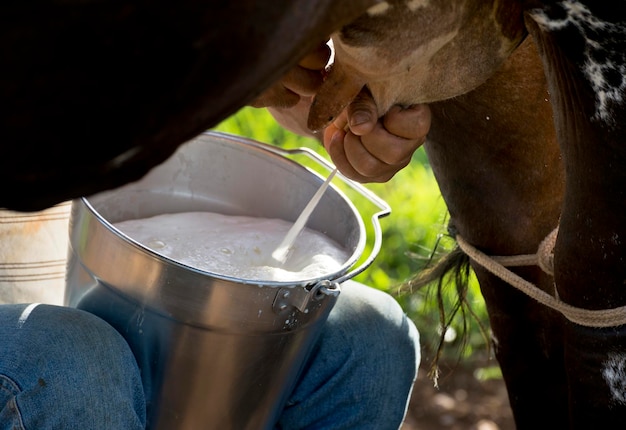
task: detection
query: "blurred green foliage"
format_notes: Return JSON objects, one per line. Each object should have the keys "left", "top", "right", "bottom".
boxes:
{"left": 213, "top": 106, "right": 493, "bottom": 366}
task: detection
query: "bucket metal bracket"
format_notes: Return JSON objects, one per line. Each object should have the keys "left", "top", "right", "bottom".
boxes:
{"left": 273, "top": 280, "right": 339, "bottom": 314}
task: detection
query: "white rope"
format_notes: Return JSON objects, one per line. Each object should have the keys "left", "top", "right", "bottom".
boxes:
{"left": 456, "top": 227, "right": 626, "bottom": 328}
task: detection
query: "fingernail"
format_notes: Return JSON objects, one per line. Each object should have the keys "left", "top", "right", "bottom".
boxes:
{"left": 350, "top": 111, "right": 370, "bottom": 126}
{"left": 331, "top": 128, "right": 344, "bottom": 143}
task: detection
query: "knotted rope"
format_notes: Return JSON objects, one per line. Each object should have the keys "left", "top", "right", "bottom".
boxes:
{"left": 456, "top": 227, "right": 626, "bottom": 328}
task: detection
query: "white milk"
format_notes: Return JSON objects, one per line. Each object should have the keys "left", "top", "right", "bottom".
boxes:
{"left": 113, "top": 211, "right": 349, "bottom": 282}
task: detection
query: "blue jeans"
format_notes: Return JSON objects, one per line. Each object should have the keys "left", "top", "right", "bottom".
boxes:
{"left": 0, "top": 281, "right": 419, "bottom": 429}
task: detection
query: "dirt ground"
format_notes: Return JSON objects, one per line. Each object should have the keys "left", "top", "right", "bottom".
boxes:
{"left": 401, "top": 359, "right": 515, "bottom": 430}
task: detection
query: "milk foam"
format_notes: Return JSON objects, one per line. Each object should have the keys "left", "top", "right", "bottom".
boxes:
{"left": 113, "top": 211, "right": 349, "bottom": 282}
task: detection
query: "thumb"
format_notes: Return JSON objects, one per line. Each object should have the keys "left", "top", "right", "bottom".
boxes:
{"left": 307, "top": 62, "right": 364, "bottom": 132}
{"left": 346, "top": 88, "right": 378, "bottom": 136}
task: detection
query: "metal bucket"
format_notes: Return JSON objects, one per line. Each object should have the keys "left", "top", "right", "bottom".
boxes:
{"left": 64, "top": 131, "right": 390, "bottom": 430}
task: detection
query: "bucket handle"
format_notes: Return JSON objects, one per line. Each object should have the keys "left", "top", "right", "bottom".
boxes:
{"left": 230, "top": 135, "right": 391, "bottom": 284}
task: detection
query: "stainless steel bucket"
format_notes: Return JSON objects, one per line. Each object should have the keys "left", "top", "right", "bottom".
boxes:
{"left": 64, "top": 131, "right": 390, "bottom": 430}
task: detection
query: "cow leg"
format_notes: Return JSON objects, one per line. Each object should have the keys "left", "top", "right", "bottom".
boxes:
{"left": 425, "top": 37, "right": 569, "bottom": 427}
{"left": 526, "top": 7, "right": 626, "bottom": 428}
{"left": 472, "top": 270, "right": 568, "bottom": 428}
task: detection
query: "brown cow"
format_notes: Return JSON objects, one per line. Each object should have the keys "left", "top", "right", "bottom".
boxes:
{"left": 307, "top": 1, "right": 626, "bottom": 428}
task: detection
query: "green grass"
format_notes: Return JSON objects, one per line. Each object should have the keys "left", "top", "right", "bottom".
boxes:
{"left": 213, "top": 106, "right": 492, "bottom": 364}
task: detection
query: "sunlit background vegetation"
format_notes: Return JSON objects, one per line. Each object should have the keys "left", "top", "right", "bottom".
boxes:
{"left": 214, "top": 107, "right": 499, "bottom": 375}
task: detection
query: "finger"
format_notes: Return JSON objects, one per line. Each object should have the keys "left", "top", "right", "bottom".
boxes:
{"left": 323, "top": 125, "right": 361, "bottom": 180}
{"left": 346, "top": 88, "right": 378, "bottom": 136}
{"left": 343, "top": 131, "right": 406, "bottom": 182}
{"left": 359, "top": 123, "right": 424, "bottom": 166}
{"left": 249, "top": 84, "right": 299, "bottom": 108}
{"left": 299, "top": 43, "right": 332, "bottom": 70}
{"left": 267, "top": 96, "right": 318, "bottom": 138}
{"left": 331, "top": 109, "right": 349, "bottom": 133}
{"left": 282, "top": 66, "right": 326, "bottom": 97}
{"left": 308, "top": 62, "right": 365, "bottom": 132}
{"left": 324, "top": 126, "right": 405, "bottom": 183}
{"left": 382, "top": 103, "right": 431, "bottom": 140}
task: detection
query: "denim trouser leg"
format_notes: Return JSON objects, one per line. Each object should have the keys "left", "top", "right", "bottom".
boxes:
{"left": 277, "top": 280, "right": 421, "bottom": 430}
{"left": 0, "top": 304, "right": 145, "bottom": 430}
{"left": 0, "top": 281, "right": 419, "bottom": 430}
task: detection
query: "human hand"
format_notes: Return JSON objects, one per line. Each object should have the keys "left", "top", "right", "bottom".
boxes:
{"left": 250, "top": 43, "right": 331, "bottom": 110}
{"left": 254, "top": 43, "right": 430, "bottom": 182}
{"left": 323, "top": 89, "right": 431, "bottom": 183}
{"left": 250, "top": 43, "right": 331, "bottom": 139}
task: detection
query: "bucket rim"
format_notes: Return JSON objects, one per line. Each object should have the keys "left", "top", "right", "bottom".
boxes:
{"left": 78, "top": 132, "right": 369, "bottom": 287}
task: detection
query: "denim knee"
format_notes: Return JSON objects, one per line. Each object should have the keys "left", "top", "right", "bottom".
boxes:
{"left": 0, "top": 304, "right": 145, "bottom": 429}
{"left": 328, "top": 280, "right": 421, "bottom": 383}
{"left": 278, "top": 281, "right": 420, "bottom": 430}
